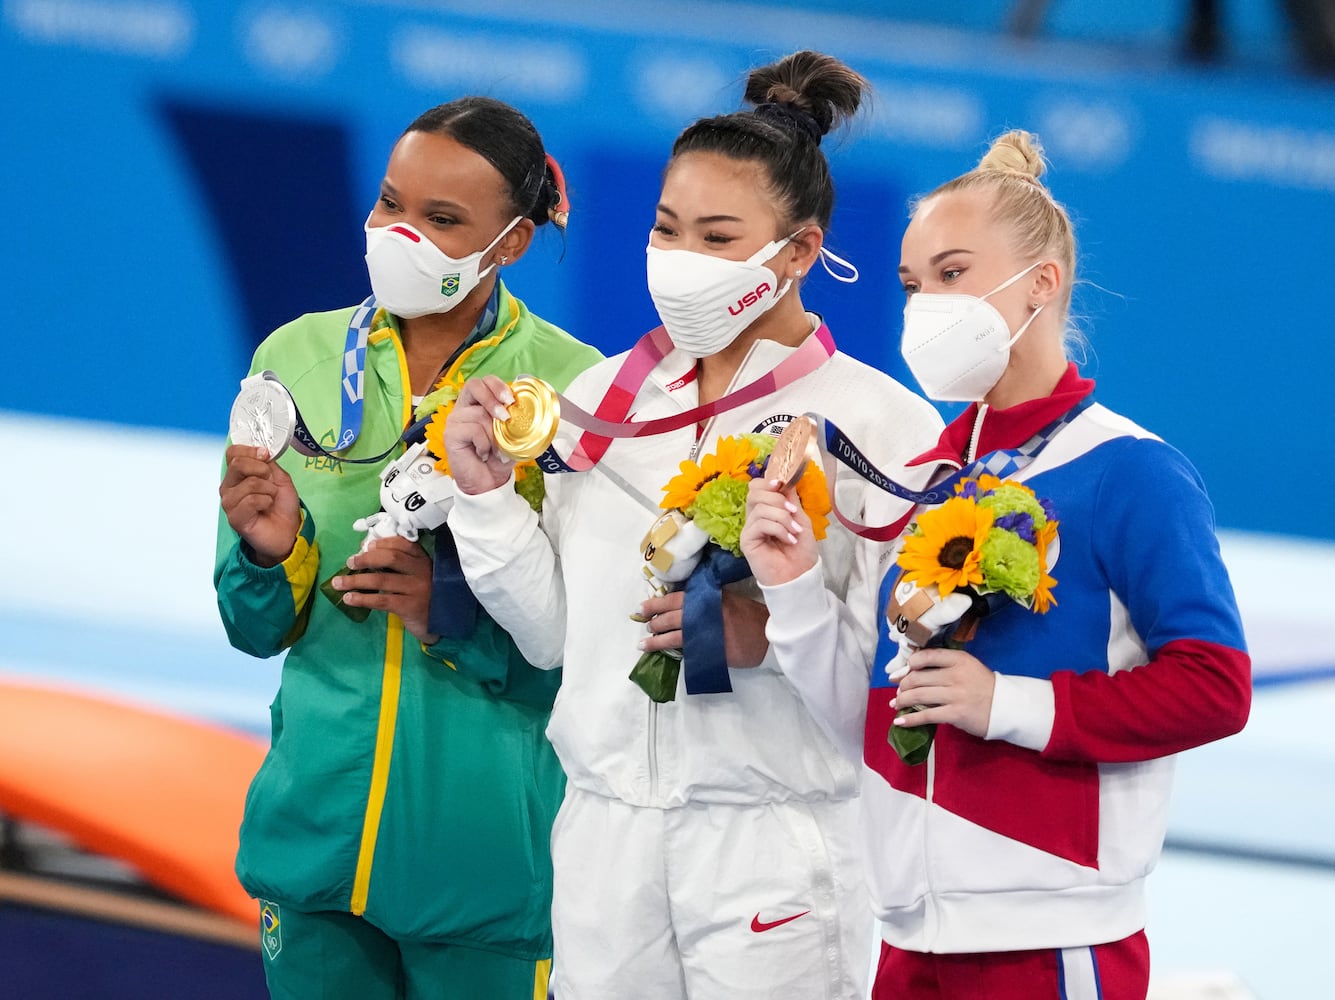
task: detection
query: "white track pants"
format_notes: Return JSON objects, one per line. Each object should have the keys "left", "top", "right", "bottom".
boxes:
{"left": 550, "top": 786, "right": 872, "bottom": 1000}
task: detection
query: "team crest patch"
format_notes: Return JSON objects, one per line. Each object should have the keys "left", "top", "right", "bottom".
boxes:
{"left": 752, "top": 414, "right": 795, "bottom": 437}
{"left": 260, "top": 900, "right": 282, "bottom": 960}
{"left": 441, "top": 273, "right": 461, "bottom": 297}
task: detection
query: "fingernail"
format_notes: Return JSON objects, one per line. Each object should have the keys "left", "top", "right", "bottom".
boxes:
{"left": 636, "top": 638, "right": 647, "bottom": 651}
{"left": 786, "top": 533, "right": 797, "bottom": 544}
{"left": 492, "top": 405, "right": 511, "bottom": 421}
{"left": 893, "top": 716, "right": 908, "bottom": 726}
{"left": 789, "top": 520, "right": 802, "bottom": 533}
{"left": 784, "top": 502, "right": 798, "bottom": 514}
{"left": 331, "top": 577, "right": 344, "bottom": 590}
{"left": 499, "top": 387, "right": 515, "bottom": 405}
{"left": 888, "top": 697, "right": 897, "bottom": 709}
{"left": 769, "top": 479, "right": 782, "bottom": 488}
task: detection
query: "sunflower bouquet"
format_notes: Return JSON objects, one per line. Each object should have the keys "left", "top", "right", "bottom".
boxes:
{"left": 628, "top": 432, "right": 831, "bottom": 703}
{"left": 885, "top": 473, "right": 1058, "bottom": 764}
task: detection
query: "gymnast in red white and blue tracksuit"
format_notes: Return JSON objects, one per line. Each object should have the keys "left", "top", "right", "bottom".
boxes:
{"left": 742, "top": 129, "right": 1251, "bottom": 1000}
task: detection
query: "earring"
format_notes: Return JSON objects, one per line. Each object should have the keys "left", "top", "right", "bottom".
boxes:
{"left": 500, "top": 255, "right": 509, "bottom": 265}
{"left": 795, "top": 268, "right": 803, "bottom": 277}
{"left": 1030, "top": 302, "right": 1040, "bottom": 310}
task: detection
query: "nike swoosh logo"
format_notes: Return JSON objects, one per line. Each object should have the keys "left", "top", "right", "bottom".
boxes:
{"left": 750, "top": 910, "right": 811, "bottom": 933}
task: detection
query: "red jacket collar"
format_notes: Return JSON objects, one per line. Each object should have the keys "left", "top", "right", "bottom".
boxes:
{"left": 908, "top": 363, "right": 1095, "bottom": 468}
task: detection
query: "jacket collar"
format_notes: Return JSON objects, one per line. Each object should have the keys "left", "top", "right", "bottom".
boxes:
{"left": 908, "top": 362, "right": 1095, "bottom": 468}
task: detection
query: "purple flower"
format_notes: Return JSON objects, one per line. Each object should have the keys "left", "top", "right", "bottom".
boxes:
{"left": 1040, "top": 497, "right": 1058, "bottom": 523}
{"left": 994, "top": 511, "right": 1037, "bottom": 544}
{"left": 958, "top": 480, "right": 980, "bottom": 500}
{"left": 748, "top": 459, "right": 767, "bottom": 479}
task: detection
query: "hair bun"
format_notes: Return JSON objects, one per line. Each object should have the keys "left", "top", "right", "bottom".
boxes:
{"left": 743, "top": 50, "right": 869, "bottom": 140}
{"left": 978, "top": 129, "right": 1047, "bottom": 183}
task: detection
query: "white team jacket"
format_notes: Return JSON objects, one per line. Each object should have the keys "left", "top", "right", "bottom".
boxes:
{"left": 449, "top": 324, "right": 943, "bottom": 809}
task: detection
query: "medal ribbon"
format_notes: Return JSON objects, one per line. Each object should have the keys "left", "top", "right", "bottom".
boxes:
{"left": 337, "top": 296, "right": 378, "bottom": 450}
{"left": 810, "top": 395, "right": 1095, "bottom": 541}
{"left": 533, "top": 322, "right": 837, "bottom": 474}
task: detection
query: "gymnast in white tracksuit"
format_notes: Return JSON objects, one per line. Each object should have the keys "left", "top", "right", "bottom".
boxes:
{"left": 442, "top": 51, "right": 942, "bottom": 1000}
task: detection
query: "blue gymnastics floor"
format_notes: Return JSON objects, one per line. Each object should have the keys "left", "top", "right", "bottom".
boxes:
{"left": 1, "top": 410, "right": 1331, "bottom": 998}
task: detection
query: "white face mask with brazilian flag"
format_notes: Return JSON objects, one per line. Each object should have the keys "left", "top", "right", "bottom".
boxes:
{"left": 363, "top": 213, "right": 521, "bottom": 319}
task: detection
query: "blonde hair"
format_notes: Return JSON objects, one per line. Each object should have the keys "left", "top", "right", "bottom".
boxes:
{"left": 918, "top": 130, "right": 1077, "bottom": 314}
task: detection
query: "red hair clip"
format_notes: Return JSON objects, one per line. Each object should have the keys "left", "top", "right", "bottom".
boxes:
{"left": 545, "top": 152, "right": 570, "bottom": 229}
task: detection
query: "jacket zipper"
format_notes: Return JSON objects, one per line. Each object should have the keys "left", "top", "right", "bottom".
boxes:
{"left": 647, "top": 699, "right": 660, "bottom": 801}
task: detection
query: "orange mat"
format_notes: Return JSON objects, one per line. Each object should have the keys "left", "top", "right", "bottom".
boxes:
{"left": 0, "top": 678, "right": 266, "bottom": 926}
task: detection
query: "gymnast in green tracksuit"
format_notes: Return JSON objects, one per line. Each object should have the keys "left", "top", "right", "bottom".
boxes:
{"left": 214, "top": 97, "right": 601, "bottom": 1000}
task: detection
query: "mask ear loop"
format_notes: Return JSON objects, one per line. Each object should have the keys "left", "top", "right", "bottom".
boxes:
{"left": 780, "top": 225, "right": 860, "bottom": 284}
{"left": 816, "top": 245, "right": 859, "bottom": 284}
{"left": 477, "top": 215, "right": 524, "bottom": 280}
{"left": 1000, "top": 302, "right": 1043, "bottom": 351}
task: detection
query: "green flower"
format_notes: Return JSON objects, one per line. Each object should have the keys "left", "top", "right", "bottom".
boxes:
{"left": 979, "top": 527, "right": 1040, "bottom": 601}
{"left": 513, "top": 464, "right": 545, "bottom": 513}
{"left": 414, "top": 383, "right": 460, "bottom": 422}
{"left": 689, "top": 476, "right": 750, "bottom": 555}
{"left": 741, "top": 433, "right": 778, "bottom": 461}
{"left": 978, "top": 485, "right": 1047, "bottom": 528}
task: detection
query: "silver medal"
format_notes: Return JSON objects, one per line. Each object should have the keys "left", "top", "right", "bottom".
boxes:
{"left": 229, "top": 371, "right": 298, "bottom": 459}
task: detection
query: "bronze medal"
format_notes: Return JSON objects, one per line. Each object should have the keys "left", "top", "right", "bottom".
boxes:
{"left": 494, "top": 376, "right": 561, "bottom": 461}
{"left": 766, "top": 414, "right": 818, "bottom": 488}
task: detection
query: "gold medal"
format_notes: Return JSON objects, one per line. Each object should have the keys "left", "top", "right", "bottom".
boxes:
{"left": 767, "top": 415, "right": 819, "bottom": 488}
{"left": 494, "top": 376, "right": 561, "bottom": 461}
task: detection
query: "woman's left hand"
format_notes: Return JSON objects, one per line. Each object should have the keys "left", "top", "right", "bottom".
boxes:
{"left": 891, "top": 647, "right": 996, "bottom": 739}
{"left": 332, "top": 536, "right": 440, "bottom": 645}
{"left": 638, "top": 590, "right": 684, "bottom": 655}
{"left": 637, "top": 590, "right": 769, "bottom": 668}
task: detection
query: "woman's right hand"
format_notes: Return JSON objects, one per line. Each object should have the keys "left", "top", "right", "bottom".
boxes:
{"left": 445, "top": 375, "right": 518, "bottom": 495}
{"left": 740, "top": 477, "right": 817, "bottom": 587}
{"left": 219, "top": 445, "right": 301, "bottom": 567}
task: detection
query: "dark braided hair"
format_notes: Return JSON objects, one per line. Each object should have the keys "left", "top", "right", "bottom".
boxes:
{"left": 405, "top": 97, "right": 567, "bottom": 230}
{"left": 670, "top": 51, "right": 868, "bottom": 231}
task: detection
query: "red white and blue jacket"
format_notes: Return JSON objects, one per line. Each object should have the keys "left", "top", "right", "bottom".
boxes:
{"left": 760, "top": 364, "right": 1251, "bottom": 953}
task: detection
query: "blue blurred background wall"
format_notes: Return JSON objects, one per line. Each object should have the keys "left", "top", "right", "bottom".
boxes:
{"left": 3, "top": 0, "right": 1333, "bottom": 537}
{"left": 2, "top": 2, "right": 1334, "bottom": 997}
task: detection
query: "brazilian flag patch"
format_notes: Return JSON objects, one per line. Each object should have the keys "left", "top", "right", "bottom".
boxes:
{"left": 260, "top": 900, "right": 282, "bottom": 960}
{"left": 441, "top": 273, "right": 461, "bottom": 297}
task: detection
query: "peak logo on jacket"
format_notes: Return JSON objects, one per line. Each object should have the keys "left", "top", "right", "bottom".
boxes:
{"left": 728, "top": 281, "right": 772, "bottom": 316}
{"left": 303, "top": 430, "right": 344, "bottom": 474}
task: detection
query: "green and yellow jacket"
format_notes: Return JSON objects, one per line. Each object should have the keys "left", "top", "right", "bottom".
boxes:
{"left": 214, "top": 284, "right": 600, "bottom": 958}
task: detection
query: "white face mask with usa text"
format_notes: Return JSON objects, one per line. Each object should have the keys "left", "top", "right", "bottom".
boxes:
{"left": 644, "top": 233, "right": 799, "bottom": 359}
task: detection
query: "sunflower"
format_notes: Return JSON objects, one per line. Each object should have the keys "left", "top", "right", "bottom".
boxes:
{"left": 660, "top": 435, "right": 760, "bottom": 511}
{"left": 897, "top": 496, "right": 995, "bottom": 597}
{"left": 423, "top": 405, "right": 453, "bottom": 477}
{"left": 1032, "top": 518, "right": 1060, "bottom": 613}
{"left": 794, "top": 462, "right": 831, "bottom": 541}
